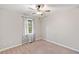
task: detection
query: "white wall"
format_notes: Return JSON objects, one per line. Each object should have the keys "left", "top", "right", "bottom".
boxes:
{"left": 41, "top": 8, "right": 79, "bottom": 50}
{"left": 34, "top": 17, "right": 42, "bottom": 40}
{"left": 0, "top": 9, "right": 23, "bottom": 49}
{"left": 0, "top": 9, "right": 41, "bottom": 49}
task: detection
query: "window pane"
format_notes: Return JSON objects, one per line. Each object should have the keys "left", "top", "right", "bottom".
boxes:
{"left": 28, "top": 20, "right": 32, "bottom": 33}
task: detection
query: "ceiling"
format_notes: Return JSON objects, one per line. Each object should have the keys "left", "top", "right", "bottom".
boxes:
{"left": 0, "top": 4, "right": 79, "bottom": 17}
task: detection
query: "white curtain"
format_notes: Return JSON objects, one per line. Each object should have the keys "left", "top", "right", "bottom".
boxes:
{"left": 22, "top": 17, "right": 35, "bottom": 44}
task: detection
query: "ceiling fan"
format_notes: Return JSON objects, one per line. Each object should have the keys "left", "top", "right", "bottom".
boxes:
{"left": 28, "top": 4, "right": 51, "bottom": 16}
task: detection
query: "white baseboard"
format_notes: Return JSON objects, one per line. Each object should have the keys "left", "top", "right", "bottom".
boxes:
{"left": 1, "top": 39, "right": 79, "bottom": 53}
{"left": 0, "top": 43, "right": 22, "bottom": 52}
{"left": 45, "top": 39, "right": 79, "bottom": 52}
{"left": 0, "top": 39, "right": 37, "bottom": 52}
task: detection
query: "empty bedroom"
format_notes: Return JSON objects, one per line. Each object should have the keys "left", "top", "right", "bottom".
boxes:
{"left": 0, "top": 4, "right": 79, "bottom": 54}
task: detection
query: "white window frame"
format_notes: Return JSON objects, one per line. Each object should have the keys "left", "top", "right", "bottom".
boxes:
{"left": 24, "top": 18, "right": 33, "bottom": 35}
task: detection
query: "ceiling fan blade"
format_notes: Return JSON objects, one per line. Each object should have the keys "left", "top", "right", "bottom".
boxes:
{"left": 32, "top": 13, "right": 36, "bottom": 14}
{"left": 45, "top": 10, "right": 51, "bottom": 12}
{"left": 28, "top": 7, "right": 34, "bottom": 10}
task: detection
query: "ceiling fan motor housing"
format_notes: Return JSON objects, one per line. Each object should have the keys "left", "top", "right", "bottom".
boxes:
{"left": 36, "top": 4, "right": 44, "bottom": 10}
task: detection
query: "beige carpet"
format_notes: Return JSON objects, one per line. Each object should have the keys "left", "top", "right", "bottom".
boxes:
{"left": 0, "top": 39, "right": 79, "bottom": 54}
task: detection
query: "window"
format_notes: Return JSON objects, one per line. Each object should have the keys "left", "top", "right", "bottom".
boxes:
{"left": 24, "top": 18, "right": 33, "bottom": 35}
{"left": 28, "top": 20, "right": 33, "bottom": 33}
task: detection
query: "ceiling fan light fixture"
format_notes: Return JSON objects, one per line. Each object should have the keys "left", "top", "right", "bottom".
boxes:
{"left": 36, "top": 11, "right": 43, "bottom": 14}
